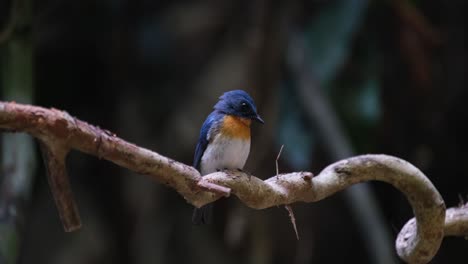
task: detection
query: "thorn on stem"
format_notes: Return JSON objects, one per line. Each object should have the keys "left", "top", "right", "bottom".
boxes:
{"left": 285, "top": 204, "right": 299, "bottom": 240}
{"left": 458, "top": 193, "right": 465, "bottom": 207}
{"left": 276, "top": 144, "right": 284, "bottom": 180}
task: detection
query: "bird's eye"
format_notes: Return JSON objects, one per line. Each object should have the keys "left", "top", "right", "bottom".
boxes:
{"left": 240, "top": 102, "right": 249, "bottom": 111}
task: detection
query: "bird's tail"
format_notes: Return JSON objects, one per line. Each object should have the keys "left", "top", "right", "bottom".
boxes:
{"left": 192, "top": 203, "right": 213, "bottom": 225}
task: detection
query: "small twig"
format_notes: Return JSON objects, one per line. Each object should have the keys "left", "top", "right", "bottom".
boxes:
{"left": 458, "top": 193, "right": 465, "bottom": 207}
{"left": 39, "top": 141, "right": 81, "bottom": 232}
{"left": 275, "top": 144, "right": 284, "bottom": 179}
{"left": 275, "top": 144, "right": 299, "bottom": 239}
{"left": 285, "top": 205, "right": 299, "bottom": 240}
{"left": 197, "top": 181, "right": 231, "bottom": 198}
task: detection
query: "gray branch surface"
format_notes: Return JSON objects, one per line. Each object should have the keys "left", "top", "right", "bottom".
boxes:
{"left": 0, "top": 101, "right": 463, "bottom": 263}
{"left": 445, "top": 202, "right": 468, "bottom": 236}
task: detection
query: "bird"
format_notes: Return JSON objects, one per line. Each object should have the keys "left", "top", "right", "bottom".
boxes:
{"left": 192, "top": 90, "right": 264, "bottom": 224}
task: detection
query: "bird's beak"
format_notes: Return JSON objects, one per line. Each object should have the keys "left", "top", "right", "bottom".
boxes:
{"left": 253, "top": 114, "right": 264, "bottom": 124}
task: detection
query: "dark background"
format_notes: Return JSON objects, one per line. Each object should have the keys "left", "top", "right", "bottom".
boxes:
{"left": 1, "top": 0, "right": 468, "bottom": 263}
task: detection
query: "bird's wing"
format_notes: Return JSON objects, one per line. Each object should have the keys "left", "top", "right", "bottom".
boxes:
{"left": 193, "top": 111, "right": 221, "bottom": 171}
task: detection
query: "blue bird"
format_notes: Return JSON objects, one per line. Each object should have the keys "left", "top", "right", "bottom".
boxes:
{"left": 192, "top": 90, "right": 264, "bottom": 224}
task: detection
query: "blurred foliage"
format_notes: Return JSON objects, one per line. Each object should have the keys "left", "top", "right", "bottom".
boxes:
{"left": 1, "top": 1, "right": 36, "bottom": 264}
{"left": 305, "top": 0, "right": 368, "bottom": 85}
{"left": 279, "top": 0, "right": 371, "bottom": 167}
{"left": 278, "top": 82, "right": 314, "bottom": 169}
{"left": 0, "top": 224, "right": 18, "bottom": 264}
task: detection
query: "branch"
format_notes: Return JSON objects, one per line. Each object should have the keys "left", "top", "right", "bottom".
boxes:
{"left": 2, "top": 99, "right": 209, "bottom": 201}
{"left": 399, "top": 202, "right": 468, "bottom": 248}
{"left": 199, "top": 157, "right": 445, "bottom": 264}
{"left": 445, "top": 202, "right": 468, "bottom": 236}
{"left": 0, "top": 101, "right": 448, "bottom": 263}
{"left": 38, "top": 141, "right": 81, "bottom": 231}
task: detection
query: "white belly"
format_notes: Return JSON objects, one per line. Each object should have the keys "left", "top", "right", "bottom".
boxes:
{"left": 200, "top": 135, "right": 250, "bottom": 175}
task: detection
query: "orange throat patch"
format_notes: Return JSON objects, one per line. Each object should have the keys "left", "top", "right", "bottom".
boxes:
{"left": 221, "top": 115, "right": 251, "bottom": 140}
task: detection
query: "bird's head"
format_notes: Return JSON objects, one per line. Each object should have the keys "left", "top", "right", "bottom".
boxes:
{"left": 214, "top": 90, "right": 264, "bottom": 124}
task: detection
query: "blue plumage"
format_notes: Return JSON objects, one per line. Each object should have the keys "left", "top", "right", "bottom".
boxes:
{"left": 193, "top": 111, "right": 222, "bottom": 171}
{"left": 192, "top": 90, "right": 263, "bottom": 225}
{"left": 213, "top": 90, "right": 263, "bottom": 123}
